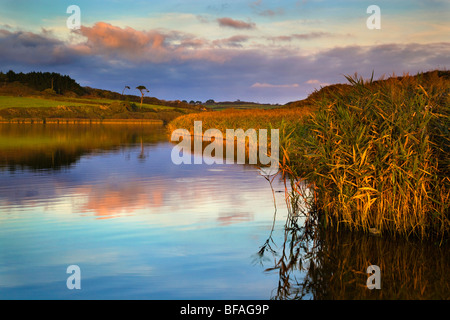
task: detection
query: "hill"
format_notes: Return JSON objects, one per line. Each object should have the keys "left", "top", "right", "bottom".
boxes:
{"left": 0, "top": 70, "right": 207, "bottom": 123}
{"left": 0, "top": 70, "right": 208, "bottom": 110}
{"left": 284, "top": 70, "right": 450, "bottom": 109}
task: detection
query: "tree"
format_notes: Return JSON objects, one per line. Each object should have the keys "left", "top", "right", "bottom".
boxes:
{"left": 0, "top": 72, "right": 7, "bottom": 86}
{"left": 1, "top": 70, "right": 86, "bottom": 95}
{"left": 136, "top": 85, "right": 149, "bottom": 108}
{"left": 122, "top": 85, "right": 130, "bottom": 97}
{"left": 6, "top": 70, "right": 16, "bottom": 82}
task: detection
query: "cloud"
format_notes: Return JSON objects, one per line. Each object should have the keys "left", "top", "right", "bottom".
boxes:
{"left": 0, "top": 29, "right": 80, "bottom": 65}
{"left": 267, "top": 32, "right": 332, "bottom": 42}
{"left": 251, "top": 83, "right": 300, "bottom": 88}
{"left": 292, "top": 32, "right": 330, "bottom": 40}
{"left": 305, "top": 79, "right": 330, "bottom": 86}
{"left": 0, "top": 23, "right": 235, "bottom": 69}
{"left": 75, "top": 22, "right": 168, "bottom": 62}
{"left": 0, "top": 22, "right": 448, "bottom": 104}
{"left": 249, "top": 0, "right": 284, "bottom": 17}
{"left": 258, "top": 9, "right": 285, "bottom": 17}
{"left": 72, "top": 22, "right": 234, "bottom": 64}
{"left": 213, "top": 35, "right": 250, "bottom": 48}
{"left": 196, "top": 15, "right": 210, "bottom": 24}
{"left": 80, "top": 22, "right": 163, "bottom": 50}
{"left": 217, "top": 17, "right": 256, "bottom": 29}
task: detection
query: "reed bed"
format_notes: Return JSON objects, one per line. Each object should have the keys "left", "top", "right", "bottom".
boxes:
{"left": 167, "top": 107, "right": 312, "bottom": 134}
{"left": 287, "top": 71, "right": 450, "bottom": 240}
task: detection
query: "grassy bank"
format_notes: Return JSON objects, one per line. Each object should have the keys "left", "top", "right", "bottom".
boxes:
{"left": 167, "top": 107, "right": 312, "bottom": 133}
{"left": 168, "top": 70, "right": 450, "bottom": 240}
{"left": 0, "top": 123, "right": 166, "bottom": 170}
{"left": 0, "top": 97, "right": 194, "bottom": 124}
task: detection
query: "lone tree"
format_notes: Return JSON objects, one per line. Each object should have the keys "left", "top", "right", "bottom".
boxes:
{"left": 136, "top": 85, "right": 149, "bottom": 108}
{"left": 122, "top": 85, "right": 130, "bottom": 97}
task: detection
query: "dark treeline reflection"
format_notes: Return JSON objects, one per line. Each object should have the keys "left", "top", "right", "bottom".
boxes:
{"left": 0, "top": 124, "right": 166, "bottom": 171}
{"left": 257, "top": 180, "right": 450, "bottom": 300}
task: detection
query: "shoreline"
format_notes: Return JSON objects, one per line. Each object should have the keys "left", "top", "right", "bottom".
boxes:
{"left": 0, "top": 118, "right": 164, "bottom": 125}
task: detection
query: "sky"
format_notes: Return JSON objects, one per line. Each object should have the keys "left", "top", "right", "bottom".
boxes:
{"left": 0, "top": 0, "right": 449, "bottom": 104}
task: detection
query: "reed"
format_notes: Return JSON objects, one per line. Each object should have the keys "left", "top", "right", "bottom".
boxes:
{"left": 166, "top": 107, "right": 312, "bottom": 135}
{"left": 287, "top": 71, "right": 450, "bottom": 240}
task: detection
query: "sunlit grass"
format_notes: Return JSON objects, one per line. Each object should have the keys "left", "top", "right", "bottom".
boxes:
{"left": 167, "top": 107, "right": 313, "bottom": 134}
{"left": 0, "top": 96, "right": 92, "bottom": 109}
{"left": 0, "top": 95, "right": 174, "bottom": 111}
{"left": 0, "top": 95, "right": 189, "bottom": 124}
{"left": 285, "top": 71, "right": 450, "bottom": 240}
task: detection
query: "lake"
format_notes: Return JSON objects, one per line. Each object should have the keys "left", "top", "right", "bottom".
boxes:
{"left": 0, "top": 124, "right": 448, "bottom": 300}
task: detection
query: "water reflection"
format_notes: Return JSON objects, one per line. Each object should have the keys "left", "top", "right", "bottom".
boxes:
{"left": 0, "top": 124, "right": 288, "bottom": 299}
{"left": 259, "top": 180, "right": 450, "bottom": 300}
{"left": 0, "top": 124, "right": 448, "bottom": 299}
{"left": 0, "top": 123, "right": 166, "bottom": 170}
{"left": 0, "top": 146, "right": 273, "bottom": 222}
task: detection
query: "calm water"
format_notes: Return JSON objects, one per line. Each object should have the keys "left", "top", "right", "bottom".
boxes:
{"left": 0, "top": 124, "right": 448, "bottom": 300}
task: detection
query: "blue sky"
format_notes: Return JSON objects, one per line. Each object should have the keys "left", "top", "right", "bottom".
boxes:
{"left": 0, "top": 0, "right": 449, "bottom": 103}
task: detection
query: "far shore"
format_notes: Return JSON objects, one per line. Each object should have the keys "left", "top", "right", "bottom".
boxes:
{"left": 0, "top": 118, "right": 164, "bottom": 125}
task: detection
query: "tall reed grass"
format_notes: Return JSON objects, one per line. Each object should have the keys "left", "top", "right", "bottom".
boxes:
{"left": 167, "top": 107, "right": 312, "bottom": 134}
{"left": 286, "top": 71, "right": 449, "bottom": 240}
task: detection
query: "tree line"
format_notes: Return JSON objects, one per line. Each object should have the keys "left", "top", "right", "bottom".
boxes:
{"left": 0, "top": 70, "right": 86, "bottom": 95}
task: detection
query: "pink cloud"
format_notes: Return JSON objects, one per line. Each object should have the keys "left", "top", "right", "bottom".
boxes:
{"left": 213, "top": 35, "right": 250, "bottom": 48}
{"left": 217, "top": 17, "right": 256, "bottom": 29}
{"left": 73, "top": 22, "right": 232, "bottom": 63}
{"left": 76, "top": 22, "right": 167, "bottom": 60}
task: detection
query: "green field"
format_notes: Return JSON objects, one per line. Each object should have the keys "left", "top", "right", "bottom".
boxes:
{"left": 0, "top": 95, "right": 194, "bottom": 124}
{"left": 0, "top": 96, "right": 90, "bottom": 109}
{"left": 0, "top": 95, "right": 175, "bottom": 111}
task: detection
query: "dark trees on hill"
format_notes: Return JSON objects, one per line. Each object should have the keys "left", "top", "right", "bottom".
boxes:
{"left": 0, "top": 70, "right": 87, "bottom": 95}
